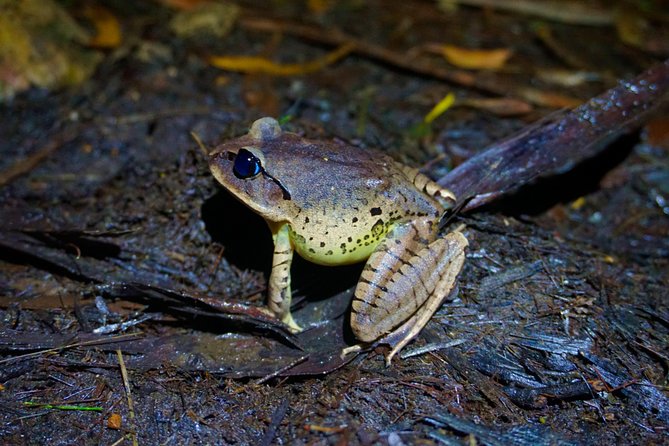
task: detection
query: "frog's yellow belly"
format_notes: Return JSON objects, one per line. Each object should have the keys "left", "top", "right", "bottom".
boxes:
{"left": 288, "top": 222, "right": 391, "bottom": 266}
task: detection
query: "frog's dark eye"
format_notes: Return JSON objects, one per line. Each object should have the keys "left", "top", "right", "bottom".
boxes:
{"left": 233, "top": 148, "right": 262, "bottom": 179}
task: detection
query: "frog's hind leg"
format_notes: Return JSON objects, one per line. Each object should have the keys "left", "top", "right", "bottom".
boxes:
{"left": 350, "top": 219, "right": 467, "bottom": 365}
{"left": 393, "top": 162, "right": 456, "bottom": 207}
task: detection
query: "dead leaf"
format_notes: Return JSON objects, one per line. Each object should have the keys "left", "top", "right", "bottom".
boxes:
{"left": 107, "top": 413, "right": 122, "bottom": 429}
{"left": 208, "top": 43, "right": 355, "bottom": 76}
{"left": 82, "top": 4, "right": 122, "bottom": 49}
{"left": 170, "top": 1, "right": 240, "bottom": 39}
{"left": 439, "top": 45, "right": 513, "bottom": 70}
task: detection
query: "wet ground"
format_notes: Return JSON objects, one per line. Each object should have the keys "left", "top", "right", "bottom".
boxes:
{"left": 1, "top": 1, "right": 668, "bottom": 444}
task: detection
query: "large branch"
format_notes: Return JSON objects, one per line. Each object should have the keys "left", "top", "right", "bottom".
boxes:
{"left": 439, "top": 59, "right": 669, "bottom": 211}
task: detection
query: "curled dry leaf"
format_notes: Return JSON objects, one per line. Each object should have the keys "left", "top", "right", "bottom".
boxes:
{"left": 208, "top": 43, "right": 355, "bottom": 76}
{"left": 82, "top": 4, "right": 122, "bottom": 49}
{"left": 439, "top": 45, "right": 513, "bottom": 70}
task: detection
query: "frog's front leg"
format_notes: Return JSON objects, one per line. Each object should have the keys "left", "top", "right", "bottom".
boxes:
{"left": 349, "top": 219, "right": 467, "bottom": 365}
{"left": 268, "top": 224, "right": 301, "bottom": 332}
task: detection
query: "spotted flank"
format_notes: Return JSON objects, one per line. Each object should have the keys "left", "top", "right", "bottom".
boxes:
{"left": 289, "top": 220, "right": 392, "bottom": 266}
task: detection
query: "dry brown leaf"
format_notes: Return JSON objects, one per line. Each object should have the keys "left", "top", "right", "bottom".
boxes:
{"left": 107, "top": 413, "right": 122, "bottom": 429}
{"left": 82, "top": 5, "right": 121, "bottom": 49}
{"left": 440, "top": 45, "right": 513, "bottom": 70}
{"left": 208, "top": 43, "right": 354, "bottom": 76}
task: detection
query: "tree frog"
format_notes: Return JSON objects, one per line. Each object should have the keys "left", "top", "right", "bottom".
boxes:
{"left": 208, "top": 117, "right": 467, "bottom": 364}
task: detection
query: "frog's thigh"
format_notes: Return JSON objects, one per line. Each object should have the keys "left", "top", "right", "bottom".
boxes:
{"left": 351, "top": 221, "right": 467, "bottom": 360}
{"left": 268, "top": 224, "right": 301, "bottom": 331}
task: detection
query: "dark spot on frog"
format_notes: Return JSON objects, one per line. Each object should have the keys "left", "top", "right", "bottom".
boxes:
{"left": 352, "top": 217, "right": 358, "bottom": 223}
{"left": 371, "top": 219, "right": 385, "bottom": 238}
{"left": 320, "top": 242, "right": 325, "bottom": 248}
{"left": 304, "top": 217, "right": 310, "bottom": 224}
{"left": 347, "top": 237, "right": 352, "bottom": 242}
{"left": 364, "top": 235, "right": 369, "bottom": 240}
{"left": 326, "top": 250, "right": 333, "bottom": 255}
{"left": 309, "top": 248, "right": 316, "bottom": 253}
{"left": 340, "top": 243, "right": 346, "bottom": 249}
{"left": 370, "top": 207, "right": 382, "bottom": 216}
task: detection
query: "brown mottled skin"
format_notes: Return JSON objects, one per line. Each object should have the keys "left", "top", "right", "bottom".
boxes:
{"left": 209, "top": 118, "right": 468, "bottom": 364}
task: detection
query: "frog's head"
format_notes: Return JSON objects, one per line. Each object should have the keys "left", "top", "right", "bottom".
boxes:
{"left": 209, "top": 118, "right": 297, "bottom": 222}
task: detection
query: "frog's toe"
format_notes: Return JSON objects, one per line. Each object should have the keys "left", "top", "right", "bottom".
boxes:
{"left": 282, "top": 313, "right": 303, "bottom": 333}
{"left": 340, "top": 344, "right": 363, "bottom": 359}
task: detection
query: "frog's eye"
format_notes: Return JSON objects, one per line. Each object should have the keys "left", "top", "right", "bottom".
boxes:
{"left": 233, "top": 148, "right": 262, "bottom": 179}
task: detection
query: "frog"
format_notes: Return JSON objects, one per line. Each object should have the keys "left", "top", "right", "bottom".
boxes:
{"left": 208, "top": 117, "right": 468, "bottom": 364}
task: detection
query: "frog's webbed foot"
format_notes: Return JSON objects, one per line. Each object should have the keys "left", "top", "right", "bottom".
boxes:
{"left": 281, "top": 312, "right": 302, "bottom": 333}
{"left": 340, "top": 344, "right": 363, "bottom": 358}
{"left": 351, "top": 220, "right": 468, "bottom": 366}
{"left": 257, "top": 306, "right": 302, "bottom": 332}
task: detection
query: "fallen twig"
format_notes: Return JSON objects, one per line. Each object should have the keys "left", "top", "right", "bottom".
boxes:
{"left": 116, "top": 349, "right": 138, "bottom": 446}
{"left": 0, "top": 129, "right": 78, "bottom": 188}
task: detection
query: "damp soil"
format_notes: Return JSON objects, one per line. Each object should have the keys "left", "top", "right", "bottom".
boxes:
{"left": 0, "top": 1, "right": 668, "bottom": 445}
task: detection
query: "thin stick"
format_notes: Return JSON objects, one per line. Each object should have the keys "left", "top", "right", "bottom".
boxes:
{"left": 116, "top": 349, "right": 138, "bottom": 446}
{"left": 190, "top": 131, "right": 210, "bottom": 156}
{"left": 0, "top": 130, "right": 77, "bottom": 187}
{"left": 254, "top": 355, "right": 308, "bottom": 385}
{"left": 0, "top": 332, "right": 142, "bottom": 365}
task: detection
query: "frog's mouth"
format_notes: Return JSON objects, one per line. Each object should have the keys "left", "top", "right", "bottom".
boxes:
{"left": 225, "top": 150, "right": 292, "bottom": 200}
